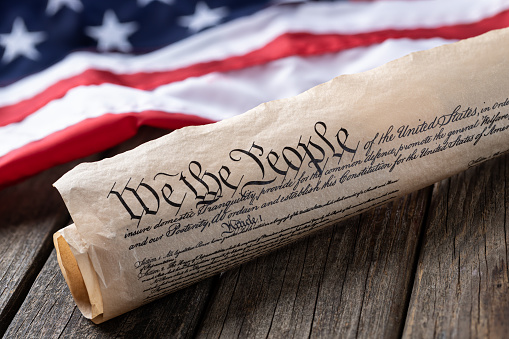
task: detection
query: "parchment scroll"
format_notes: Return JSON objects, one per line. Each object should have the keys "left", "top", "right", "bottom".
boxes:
{"left": 54, "top": 28, "right": 509, "bottom": 323}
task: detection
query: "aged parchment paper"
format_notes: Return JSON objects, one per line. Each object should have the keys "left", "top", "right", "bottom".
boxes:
{"left": 54, "top": 28, "right": 509, "bottom": 323}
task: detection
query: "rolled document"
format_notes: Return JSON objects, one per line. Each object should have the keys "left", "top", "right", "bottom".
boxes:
{"left": 54, "top": 28, "right": 509, "bottom": 323}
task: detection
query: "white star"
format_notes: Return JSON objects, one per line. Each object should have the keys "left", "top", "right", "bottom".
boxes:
{"left": 177, "top": 2, "right": 229, "bottom": 32}
{"left": 85, "top": 10, "right": 138, "bottom": 53}
{"left": 0, "top": 17, "right": 46, "bottom": 64}
{"left": 46, "top": 0, "right": 83, "bottom": 16}
{"left": 137, "top": 0, "right": 174, "bottom": 7}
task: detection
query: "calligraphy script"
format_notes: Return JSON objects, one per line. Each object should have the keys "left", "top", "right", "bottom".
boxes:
{"left": 107, "top": 121, "right": 360, "bottom": 228}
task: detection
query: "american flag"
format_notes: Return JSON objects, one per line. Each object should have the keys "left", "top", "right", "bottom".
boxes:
{"left": 1, "top": 0, "right": 508, "bottom": 187}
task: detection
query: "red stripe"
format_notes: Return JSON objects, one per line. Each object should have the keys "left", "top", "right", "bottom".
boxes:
{"left": 1, "top": 9, "right": 509, "bottom": 127}
{"left": 0, "top": 112, "right": 215, "bottom": 188}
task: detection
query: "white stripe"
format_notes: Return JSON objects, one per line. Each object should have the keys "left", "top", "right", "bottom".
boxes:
{"left": 0, "top": 38, "right": 455, "bottom": 157}
{"left": 0, "top": 0, "right": 507, "bottom": 107}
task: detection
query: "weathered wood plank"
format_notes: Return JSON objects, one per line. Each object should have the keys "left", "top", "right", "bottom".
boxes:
{"left": 4, "top": 127, "right": 222, "bottom": 338}
{"left": 310, "top": 188, "right": 431, "bottom": 339}
{"left": 196, "top": 188, "right": 431, "bottom": 339}
{"left": 0, "top": 127, "right": 171, "bottom": 336}
{"left": 0, "top": 159, "right": 94, "bottom": 336}
{"left": 4, "top": 249, "right": 216, "bottom": 339}
{"left": 196, "top": 225, "right": 333, "bottom": 339}
{"left": 3, "top": 250, "right": 79, "bottom": 338}
{"left": 403, "top": 155, "right": 509, "bottom": 338}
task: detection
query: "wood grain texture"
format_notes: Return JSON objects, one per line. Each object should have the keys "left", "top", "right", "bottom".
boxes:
{"left": 4, "top": 250, "right": 82, "bottom": 338}
{"left": 196, "top": 188, "right": 431, "bottom": 339}
{"left": 4, "top": 127, "right": 223, "bottom": 339}
{"left": 0, "top": 127, "right": 171, "bottom": 337}
{"left": 310, "top": 188, "right": 431, "bottom": 339}
{"left": 0, "top": 159, "right": 91, "bottom": 336}
{"left": 4, "top": 250, "right": 216, "bottom": 339}
{"left": 403, "top": 155, "right": 509, "bottom": 338}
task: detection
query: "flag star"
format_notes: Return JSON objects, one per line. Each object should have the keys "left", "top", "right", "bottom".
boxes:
{"left": 46, "top": 0, "right": 83, "bottom": 16}
{"left": 0, "top": 17, "right": 46, "bottom": 64}
{"left": 137, "top": 0, "right": 174, "bottom": 7}
{"left": 85, "top": 10, "right": 138, "bottom": 53}
{"left": 177, "top": 2, "right": 229, "bottom": 32}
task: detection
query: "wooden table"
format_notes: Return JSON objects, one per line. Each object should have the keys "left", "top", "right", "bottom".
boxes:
{"left": 1, "top": 127, "right": 507, "bottom": 338}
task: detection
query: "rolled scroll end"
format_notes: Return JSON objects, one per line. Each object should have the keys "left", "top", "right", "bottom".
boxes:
{"left": 53, "top": 231, "right": 104, "bottom": 324}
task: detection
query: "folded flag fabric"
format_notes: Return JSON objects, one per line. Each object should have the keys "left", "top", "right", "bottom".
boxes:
{"left": 1, "top": 0, "right": 508, "bottom": 187}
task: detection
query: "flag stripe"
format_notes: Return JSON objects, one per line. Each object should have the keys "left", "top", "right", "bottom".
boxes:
{"left": 2, "top": 10, "right": 509, "bottom": 128}
{"left": 2, "top": 0, "right": 509, "bottom": 187}
{"left": 2, "top": 0, "right": 507, "bottom": 106}
{"left": 1, "top": 0, "right": 509, "bottom": 127}
{"left": 0, "top": 111, "right": 214, "bottom": 188}
{"left": 0, "top": 38, "right": 456, "bottom": 159}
